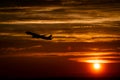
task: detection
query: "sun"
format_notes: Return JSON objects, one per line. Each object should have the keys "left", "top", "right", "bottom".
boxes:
{"left": 93, "top": 63, "right": 101, "bottom": 70}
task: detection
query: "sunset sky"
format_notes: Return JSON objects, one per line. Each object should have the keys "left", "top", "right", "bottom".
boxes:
{"left": 0, "top": 0, "right": 120, "bottom": 78}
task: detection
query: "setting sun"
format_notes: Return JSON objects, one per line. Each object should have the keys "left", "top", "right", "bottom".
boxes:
{"left": 94, "top": 63, "right": 100, "bottom": 70}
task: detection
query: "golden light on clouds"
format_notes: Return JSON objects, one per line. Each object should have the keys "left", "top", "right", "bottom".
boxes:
{"left": 0, "top": 16, "right": 120, "bottom": 24}
{"left": 86, "top": 60, "right": 108, "bottom": 63}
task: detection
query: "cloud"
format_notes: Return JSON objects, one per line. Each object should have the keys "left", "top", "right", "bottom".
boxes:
{"left": 0, "top": 16, "right": 120, "bottom": 24}
{"left": 0, "top": 30, "right": 120, "bottom": 43}
{"left": 92, "top": 36, "right": 120, "bottom": 39}
{"left": 0, "top": 5, "right": 120, "bottom": 23}
{"left": 0, "top": 0, "right": 120, "bottom": 7}
{"left": 0, "top": 32, "right": 26, "bottom": 36}
{"left": 69, "top": 58, "right": 120, "bottom": 63}
{"left": 0, "top": 45, "right": 42, "bottom": 52}
{"left": 0, "top": 51, "right": 120, "bottom": 64}
{"left": 0, "top": 51, "right": 115, "bottom": 56}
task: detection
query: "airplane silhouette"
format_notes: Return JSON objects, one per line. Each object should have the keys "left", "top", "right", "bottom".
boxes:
{"left": 25, "top": 31, "right": 53, "bottom": 40}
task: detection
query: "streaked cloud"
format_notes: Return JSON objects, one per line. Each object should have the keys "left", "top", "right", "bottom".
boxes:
{"left": 0, "top": 51, "right": 120, "bottom": 63}
{"left": 0, "top": 5, "right": 120, "bottom": 24}
{"left": 0, "top": 32, "right": 120, "bottom": 42}
{"left": 0, "top": 0, "right": 120, "bottom": 58}
{"left": 0, "top": 17, "right": 120, "bottom": 24}
{"left": 0, "top": 45, "right": 42, "bottom": 51}
{"left": 69, "top": 58, "right": 120, "bottom": 63}
{"left": 0, "top": 32, "right": 26, "bottom": 36}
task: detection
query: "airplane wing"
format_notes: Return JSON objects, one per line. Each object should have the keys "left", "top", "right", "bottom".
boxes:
{"left": 25, "top": 31, "right": 38, "bottom": 35}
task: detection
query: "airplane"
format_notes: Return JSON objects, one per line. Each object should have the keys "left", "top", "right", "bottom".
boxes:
{"left": 25, "top": 31, "right": 53, "bottom": 40}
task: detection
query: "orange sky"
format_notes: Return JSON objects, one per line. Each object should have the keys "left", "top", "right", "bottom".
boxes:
{"left": 0, "top": 0, "right": 120, "bottom": 78}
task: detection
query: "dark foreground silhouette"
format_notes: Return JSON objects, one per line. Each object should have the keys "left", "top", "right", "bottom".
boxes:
{"left": 25, "top": 31, "right": 53, "bottom": 40}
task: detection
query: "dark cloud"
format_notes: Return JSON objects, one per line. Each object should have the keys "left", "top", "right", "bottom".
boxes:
{"left": 0, "top": 38, "right": 120, "bottom": 55}
{"left": 0, "top": 0, "right": 120, "bottom": 55}
{"left": 92, "top": 37, "right": 120, "bottom": 39}
{"left": 0, "top": 0, "right": 60, "bottom": 7}
{"left": 0, "top": 23, "right": 120, "bottom": 35}
{"left": 0, "top": 0, "right": 120, "bottom": 7}
{"left": 0, "top": 0, "right": 120, "bottom": 78}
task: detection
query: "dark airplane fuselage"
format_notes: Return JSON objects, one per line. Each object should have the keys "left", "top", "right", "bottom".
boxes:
{"left": 25, "top": 31, "right": 52, "bottom": 40}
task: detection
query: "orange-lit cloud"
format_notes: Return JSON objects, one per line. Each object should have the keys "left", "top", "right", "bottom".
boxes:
{"left": 1, "top": 30, "right": 120, "bottom": 42}
{"left": 0, "top": 17, "right": 120, "bottom": 24}
{"left": 0, "top": 51, "right": 120, "bottom": 64}
{"left": 1, "top": 45, "right": 42, "bottom": 51}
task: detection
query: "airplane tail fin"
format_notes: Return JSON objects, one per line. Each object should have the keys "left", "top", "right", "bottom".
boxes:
{"left": 48, "top": 34, "right": 53, "bottom": 40}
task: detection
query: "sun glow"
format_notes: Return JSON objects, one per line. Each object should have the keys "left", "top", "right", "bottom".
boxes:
{"left": 88, "top": 60, "right": 102, "bottom": 71}
{"left": 87, "top": 60, "right": 102, "bottom": 73}
{"left": 94, "top": 63, "right": 100, "bottom": 70}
